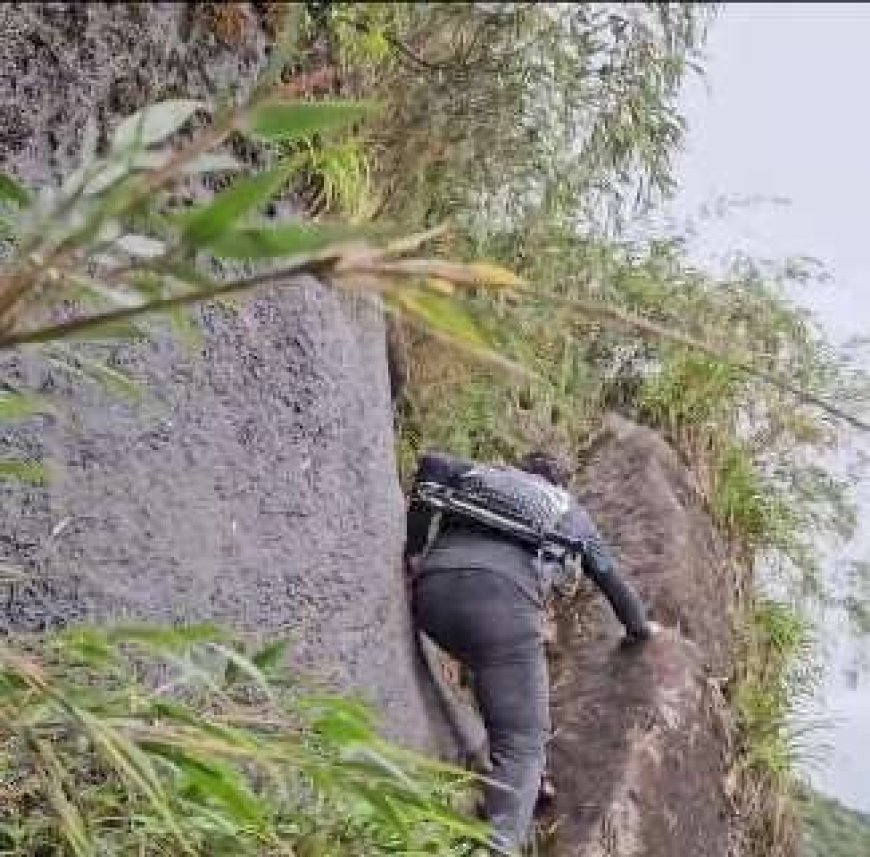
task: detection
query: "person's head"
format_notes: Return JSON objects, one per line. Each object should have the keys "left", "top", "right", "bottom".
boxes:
{"left": 517, "top": 449, "right": 573, "bottom": 488}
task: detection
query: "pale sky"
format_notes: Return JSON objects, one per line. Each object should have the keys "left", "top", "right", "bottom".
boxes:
{"left": 671, "top": 3, "right": 870, "bottom": 811}
{"left": 674, "top": 3, "right": 870, "bottom": 339}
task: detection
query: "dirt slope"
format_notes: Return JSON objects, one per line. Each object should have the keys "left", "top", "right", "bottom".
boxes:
{"left": 545, "top": 415, "right": 738, "bottom": 856}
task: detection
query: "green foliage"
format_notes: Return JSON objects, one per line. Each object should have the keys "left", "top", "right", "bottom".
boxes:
{"left": 400, "top": 222, "right": 863, "bottom": 602}
{"left": 314, "top": 3, "right": 715, "bottom": 233}
{"left": 0, "top": 626, "right": 484, "bottom": 856}
{"left": 733, "top": 600, "right": 817, "bottom": 779}
{"left": 0, "top": 43, "right": 537, "bottom": 855}
{"left": 0, "top": 391, "right": 52, "bottom": 421}
{"left": 297, "top": 139, "right": 375, "bottom": 219}
{"left": 2, "top": 6, "right": 866, "bottom": 855}
{"left": 247, "top": 99, "right": 378, "bottom": 143}
{"left": 638, "top": 351, "right": 739, "bottom": 433}
{"left": 0, "top": 76, "right": 530, "bottom": 375}
{"left": 326, "top": 10, "right": 870, "bottom": 855}
{"left": 0, "top": 171, "right": 30, "bottom": 207}
{"left": 179, "top": 164, "right": 297, "bottom": 247}
{"left": 111, "top": 99, "right": 206, "bottom": 152}
{"left": 319, "top": 3, "right": 408, "bottom": 71}
{"left": 204, "top": 220, "right": 370, "bottom": 260}
{"left": 727, "top": 600, "right": 822, "bottom": 857}
{"left": 799, "top": 789, "right": 870, "bottom": 857}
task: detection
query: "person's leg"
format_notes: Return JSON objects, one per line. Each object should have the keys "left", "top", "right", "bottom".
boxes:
{"left": 413, "top": 570, "right": 550, "bottom": 851}
{"left": 413, "top": 572, "right": 491, "bottom": 766}
{"left": 473, "top": 638, "right": 549, "bottom": 853}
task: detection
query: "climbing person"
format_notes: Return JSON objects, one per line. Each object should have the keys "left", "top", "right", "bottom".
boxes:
{"left": 405, "top": 449, "right": 659, "bottom": 854}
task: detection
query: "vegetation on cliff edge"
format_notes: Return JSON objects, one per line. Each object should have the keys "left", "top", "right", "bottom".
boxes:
{"left": 305, "top": 3, "right": 869, "bottom": 855}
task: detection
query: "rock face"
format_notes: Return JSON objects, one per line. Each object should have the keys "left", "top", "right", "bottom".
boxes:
{"left": 546, "top": 415, "right": 737, "bottom": 857}
{"left": 0, "top": 3, "right": 448, "bottom": 753}
{"left": 0, "top": 3, "right": 269, "bottom": 188}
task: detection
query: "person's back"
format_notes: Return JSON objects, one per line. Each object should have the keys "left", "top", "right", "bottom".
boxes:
{"left": 407, "top": 449, "right": 655, "bottom": 854}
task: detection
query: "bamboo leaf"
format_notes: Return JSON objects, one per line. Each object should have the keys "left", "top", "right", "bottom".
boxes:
{"left": 64, "top": 705, "right": 190, "bottom": 851}
{"left": 104, "top": 624, "right": 227, "bottom": 652}
{"left": 0, "top": 391, "right": 52, "bottom": 421}
{"left": 342, "top": 746, "right": 422, "bottom": 794}
{"left": 115, "top": 233, "right": 167, "bottom": 259}
{"left": 465, "top": 261, "right": 526, "bottom": 288}
{"left": 208, "top": 222, "right": 370, "bottom": 260}
{"left": 314, "top": 709, "right": 374, "bottom": 746}
{"left": 149, "top": 701, "right": 260, "bottom": 750}
{"left": 251, "top": 639, "right": 289, "bottom": 674}
{"left": 63, "top": 321, "right": 146, "bottom": 342}
{"left": 112, "top": 99, "right": 206, "bottom": 152}
{"left": 133, "top": 151, "right": 242, "bottom": 175}
{"left": 0, "top": 459, "right": 49, "bottom": 484}
{"left": 31, "top": 736, "right": 95, "bottom": 857}
{"left": 389, "top": 292, "right": 534, "bottom": 380}
{"left": 425, "top": 277, "right": 456, "bottom": 295}
{"left": 210, "top": 644, "right": 276, "bottom": 701}
{"left": 58, "top": 628, "right": 117, "bottom": 666}
{"left": 354, "top": 784, "right": 407, "bottom": 830}
{"left": 342, "top": 258, "right": 526, "bottom": 290}
{"left": 154, "top": 261, "right": 221, "bottom": 291}
{"left": 394, "top": 290, "right": 486, "bottom": 347}
{"left": 83, "top": 161, "right": 131, "bottom": 196}
{"left": 299, "top": 693, "right": 376, "bottom": 728}
{"left": 138, "top": 743, "right": 266, "bottom": 827}
{"left": 0, "top": 171, "right": 30, "bottom": 207}
{"left": 179, "top": 165, "right": 294, "bottom": 248}
{"left": 48, "top": 353, "right": 142, "bottom": 400}
{"left": 168, "top": 306, "right": 204, "bottom": 352}
{"left": 247, "top": 100, "right": 377, "bottom": 142}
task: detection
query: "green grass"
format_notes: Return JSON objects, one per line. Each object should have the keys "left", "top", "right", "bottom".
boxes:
{"left": 727, "top": 600, "right": 825, "bottom": 857}
{"left": 733, "top": 601, "right": 816, "bottom": 781}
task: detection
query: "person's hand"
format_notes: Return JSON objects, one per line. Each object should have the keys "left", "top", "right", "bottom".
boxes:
{"left": 621, "top": 620, "right": 664, "bottom": 648}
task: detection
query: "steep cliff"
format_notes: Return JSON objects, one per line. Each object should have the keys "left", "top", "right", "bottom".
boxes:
{"left": 1, "top": 5, "right": 750, "bottom": 852}
{"left": 0, "top": 2, "right": 447, "bottom": 752}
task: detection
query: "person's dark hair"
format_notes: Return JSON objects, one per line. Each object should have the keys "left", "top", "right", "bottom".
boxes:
{"left": 517, "top": 450, "right": 573, "bottom": 487}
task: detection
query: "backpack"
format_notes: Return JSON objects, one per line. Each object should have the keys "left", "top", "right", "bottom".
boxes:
{"left": 413, "top": 462, "right": 584, "bottom": 557}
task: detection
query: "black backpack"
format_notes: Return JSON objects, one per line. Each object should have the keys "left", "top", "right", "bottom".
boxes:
{"left": 413, "top": 462, "right": 584, "bottom": 558}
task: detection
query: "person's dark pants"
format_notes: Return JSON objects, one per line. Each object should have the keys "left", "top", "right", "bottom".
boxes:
{"left": 413, "top": 568, "right": 549, "bottom": 853}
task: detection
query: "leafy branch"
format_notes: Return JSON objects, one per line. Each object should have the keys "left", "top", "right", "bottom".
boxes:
{"left": 0, "top": 627, "right": 486, "bottom": 855}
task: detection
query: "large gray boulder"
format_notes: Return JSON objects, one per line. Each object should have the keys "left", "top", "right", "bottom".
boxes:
{"left": 547, "top": 415, "right": 735, "bottom": 856}
{"left": 0, "top": 2, "right": 448, "bottom": 752}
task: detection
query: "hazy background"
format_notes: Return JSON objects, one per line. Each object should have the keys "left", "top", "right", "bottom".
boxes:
{"left": 670, "top": 3, "right": 870, "bottom": 811}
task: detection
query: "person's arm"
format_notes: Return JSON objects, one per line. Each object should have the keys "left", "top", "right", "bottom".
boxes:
{"left": 584, "top": 532, "right": 651, "bottom": 640}
{"left": 563, "top": 506, "right": 652, "bottom": 640}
